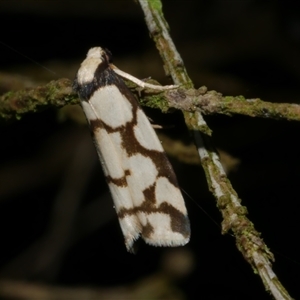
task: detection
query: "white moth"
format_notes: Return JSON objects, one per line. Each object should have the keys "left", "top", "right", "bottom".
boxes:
{"left": 73, "top": 47, "right": 190, "bottom": 252}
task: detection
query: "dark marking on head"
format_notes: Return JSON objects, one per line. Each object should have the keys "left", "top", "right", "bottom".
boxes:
{"left": 73, "top": 67, "right": 117, "bottom": 101}
{"left": 103, "top": 48, "right": 113, "bottom": 63}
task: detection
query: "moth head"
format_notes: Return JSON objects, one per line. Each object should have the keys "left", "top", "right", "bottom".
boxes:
{"left": 75, "top": 47, "right": 112, "bottom": 85}
{"left": 87, "top": 47, "right": 112, "bottom": 64}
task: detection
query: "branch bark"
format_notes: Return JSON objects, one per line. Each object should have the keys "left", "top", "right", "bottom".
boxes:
{"left": 0, "top": 78, "right": 76, "bottom": 121}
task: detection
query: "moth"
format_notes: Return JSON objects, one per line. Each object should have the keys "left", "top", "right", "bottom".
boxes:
{"left": 73, "top": 47, "right": 190, "bottom": 252}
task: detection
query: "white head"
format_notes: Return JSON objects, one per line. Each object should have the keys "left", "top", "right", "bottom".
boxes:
{"left": 86, "top": 47, "right": 106, "bottom": 59}
{"left": 76, "top": 47, "right": 108, "bottom": 84}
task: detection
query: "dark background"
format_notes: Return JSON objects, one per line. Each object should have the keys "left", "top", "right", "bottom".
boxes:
{"left": 0, "top": 1, "right": 300, "bottom": 299}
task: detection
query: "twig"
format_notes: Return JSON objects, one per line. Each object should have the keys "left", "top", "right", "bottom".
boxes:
{"left": 0, "top": 78, "right": 76, "bottom": 121}
{"left": 138, "top": 0, "right": 294, "bottom": 299}
{"left": 2, "top": 80, "right": 300, "bottom": 123}
{"left": 165, "top": 87, "right": 300, "bottom": 121}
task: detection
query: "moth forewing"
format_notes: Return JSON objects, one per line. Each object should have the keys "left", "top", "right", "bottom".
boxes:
{"left": 73, "top": 47, "right": 190, "bottom": 252}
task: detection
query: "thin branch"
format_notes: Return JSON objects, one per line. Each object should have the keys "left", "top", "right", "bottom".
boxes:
{"left": 138, "top": 0, "right": 294, "bottom": 299}
{"left": 2, "top": 79, "right": 300, "bottom": 123}
{"left": 0, "top": 78, "right": 77, "bottom": 121}
{"left": 144, "top": 86, "right": 300, "bottom": 121}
